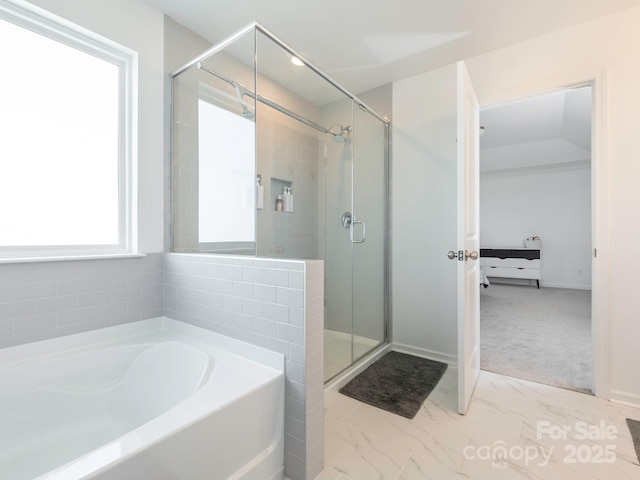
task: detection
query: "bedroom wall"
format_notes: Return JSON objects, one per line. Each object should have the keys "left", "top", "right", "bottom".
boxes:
{"left": 480, "top": 162, "right": 592, "bottom": 289}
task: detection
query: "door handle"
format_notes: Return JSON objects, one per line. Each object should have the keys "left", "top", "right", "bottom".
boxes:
{"left": 465, "top": 250, "right": 478, "bottom": 261}
{"left": 350, "top": 219, "right": 366, "bottom": 243}
{"left": 448, "top": 250, "right": 463, "bottom": 261}
{"left": 448, "top": 250, "right": 478, "bottom": 261}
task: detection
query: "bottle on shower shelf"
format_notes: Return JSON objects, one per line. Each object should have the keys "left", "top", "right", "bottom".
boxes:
{"left": 256, "top": 176, "right": 264, "bottom": 210}
{"left": 276, "top": 193, "right": 283, "bottom": 212}
{"left": 283, "top": 187, "right": 293, "bottom": 213}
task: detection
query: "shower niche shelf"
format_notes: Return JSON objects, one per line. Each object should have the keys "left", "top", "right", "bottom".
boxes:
{"left": 271, "top": 177, "right": 293, "bottom": 213}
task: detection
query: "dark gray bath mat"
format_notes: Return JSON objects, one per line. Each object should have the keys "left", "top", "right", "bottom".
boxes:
{"left": 626, "top": 418, "right": 640, "bottom": 464}
{"left": 339, "top": 351, "right": 447, "bottom": 419}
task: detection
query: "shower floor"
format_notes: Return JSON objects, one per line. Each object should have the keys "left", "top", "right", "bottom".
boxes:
{"left": 324, "top": 329, "right": 380, "bottom": 382}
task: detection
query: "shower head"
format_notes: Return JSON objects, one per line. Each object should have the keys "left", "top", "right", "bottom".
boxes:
{"left": 241, "top": 107, "right": 255, "bottom": 120}
{"left": 230, "top": 81, "right": 255, "bottom": 120}
{"left": 328, "top": 125, "right": 351, "bottom": 143}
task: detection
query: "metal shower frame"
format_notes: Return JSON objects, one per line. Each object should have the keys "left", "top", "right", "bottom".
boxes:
{"left": 172, "top": 22, "right": 390, "bottom": 127}
{"left": 170, "top": 20, "right": 393, "bottom": 370}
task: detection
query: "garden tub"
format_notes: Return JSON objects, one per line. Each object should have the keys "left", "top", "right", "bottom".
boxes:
{"left": 0, "top": 317, "right": 285, "bottom": 480}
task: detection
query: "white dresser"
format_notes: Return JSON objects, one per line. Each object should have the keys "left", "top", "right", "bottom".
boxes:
{"left": 480, "top": 248, "right": 541, "bottom": 288}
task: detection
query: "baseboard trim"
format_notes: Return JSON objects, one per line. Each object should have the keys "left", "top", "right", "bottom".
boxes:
{"left": 609, "top": 389, "right": 640, "bottom": 408}
{"left": 392, "top": 342, "right": 457, "bottom": 367}
{"left": 540, "top": 282, "right": 592, "bottom": 290}
{"left": 489, "top": 278, "right": 591, "bottom": 290}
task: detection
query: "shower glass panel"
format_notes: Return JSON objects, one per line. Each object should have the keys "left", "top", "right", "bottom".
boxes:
{"left": 351, "top": 105, "right": 387, "bottom": 363}
{"left": 320, "top": 97, "right": 354, "bottom": 380}
{"left": 171, "top": 23, "right": 389, "bottom": 383}
{"left": 254, "top": 30, "right": 351, "bottom": 260}
{"left": 172, "top": 29, "right": 256, "bottom": 255}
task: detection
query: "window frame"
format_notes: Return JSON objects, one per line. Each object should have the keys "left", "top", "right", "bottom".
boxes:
{"left": 0, "top": 0, "right": 137, "bottom": 262}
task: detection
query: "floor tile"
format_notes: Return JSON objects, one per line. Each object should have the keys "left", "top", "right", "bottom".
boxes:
{"left": 316, "top": 369, "right": 640, "bottom": 480}
{"left": 324, "top": 390, "right": 361, "bottom": 422}
{"left": 324, "top": 416, "right": 411, "bottom": 480}
{"left": 343, "top": 401, "right": 471, "bottom": 471}
{"left": 398, "top": 455, "right": 473, "bottom": 479}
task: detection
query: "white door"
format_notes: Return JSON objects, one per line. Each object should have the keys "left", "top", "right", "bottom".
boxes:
{"left": 456, "top": 61, "right": 481, "bottom": 414}
{"left": 392, "top": 60, "right": 480, "bottom": 415}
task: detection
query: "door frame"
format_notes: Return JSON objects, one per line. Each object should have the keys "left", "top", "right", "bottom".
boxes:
{"left": 477, "top": 71, "right": 610, "bottom": 398}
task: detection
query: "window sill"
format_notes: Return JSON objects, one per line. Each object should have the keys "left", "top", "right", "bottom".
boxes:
{"left": 0, "top": 253, "right": 147, "bottom": 264}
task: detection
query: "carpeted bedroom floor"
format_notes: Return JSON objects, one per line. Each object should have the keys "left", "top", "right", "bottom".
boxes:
{"left": 480, "top": 283, "right": 592, "bottom": 393}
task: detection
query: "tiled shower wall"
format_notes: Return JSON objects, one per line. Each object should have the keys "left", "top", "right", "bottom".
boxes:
{"left": 166, "top": 17, "right": 319, "bottom": 259}
{"left": 0, "top": 254, "right": 163, "bottom": 349}
{"left": 164, "top": 253, "right": 324, "bottom": 480}
{"left": 255, "top": 83, "right": 319, "bottom": 260}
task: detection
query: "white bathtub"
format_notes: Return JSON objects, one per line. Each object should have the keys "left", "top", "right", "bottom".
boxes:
{"left": 0, "top": 317, "right": 285, "bottom": 480}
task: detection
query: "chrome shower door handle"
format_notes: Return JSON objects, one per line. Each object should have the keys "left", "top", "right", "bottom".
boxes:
{"left": 350, "top": 219, "right": 366, "bottom": 244}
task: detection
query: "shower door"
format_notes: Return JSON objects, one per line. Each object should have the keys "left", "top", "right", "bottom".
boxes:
{"left": 323, "top": 102, "right": 388, "bottom": 382}
{"left": 351, "top": 105, "right": 387, "bottom": 361}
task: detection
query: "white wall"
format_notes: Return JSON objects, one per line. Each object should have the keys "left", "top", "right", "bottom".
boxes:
{"left": 28, "top": 0, "right": 165, "bottom": 252}
{"left": 392, "top": 64, "right": 459, "bottom": 364}
{"left": 480, "top": 163, "right": 592, "bottom": 289}
{"left": 462, "top": 7, "right": 640, "bottom": 404}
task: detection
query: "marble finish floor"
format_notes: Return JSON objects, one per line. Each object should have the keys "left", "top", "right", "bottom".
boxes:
{"left": 317, "top": 369, "right": 640, "bottom": 479}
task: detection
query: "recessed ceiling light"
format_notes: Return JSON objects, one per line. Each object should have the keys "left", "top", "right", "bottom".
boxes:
{"left": 291, "top": 56, "right": 305, "bottom": 67}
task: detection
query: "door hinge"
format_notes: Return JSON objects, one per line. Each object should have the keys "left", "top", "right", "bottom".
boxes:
{"left": 594, "top": 248, "right": 597, "bottom": 258}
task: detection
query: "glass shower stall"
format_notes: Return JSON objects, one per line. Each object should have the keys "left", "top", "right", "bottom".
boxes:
{"left": 171, "top": 23, "right": 390, "bottom": 382}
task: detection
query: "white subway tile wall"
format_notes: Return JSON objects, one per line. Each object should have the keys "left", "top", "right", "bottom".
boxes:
{"left": 164, "top": 253, "right": 324, "bottom": 480}
{"left": 305, "top": 260, "right": 325, "bottom": 480}
{"left": 256, "top": 106, "right": 319, "bottom": 259}
{"left": 0, "top": 253, "right": 163, "bottom": 349}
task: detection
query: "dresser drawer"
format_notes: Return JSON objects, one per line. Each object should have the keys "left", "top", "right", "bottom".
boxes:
{"left": 480, "top": 248, "right": 540, "bottom": 260}
{"left": 483, "top": 257, "right": 540, "bottom": 269}
{"left": 485, "top": 266, "right": 541, "bottom": 280}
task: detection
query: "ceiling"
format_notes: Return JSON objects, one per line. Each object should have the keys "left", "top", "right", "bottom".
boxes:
{"left": 145, "top": 0, "right": 640, "bottom": 98}
{"left": 480, "top": 86, "right": 592, "bottom": 172}
{"left": 147, "top": 1, "right": 602, "bottom": 173}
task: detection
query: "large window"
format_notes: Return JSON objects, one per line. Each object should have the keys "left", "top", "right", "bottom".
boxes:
{"left": 198, "top": 99, "right": 255, "bottom": 249}
{"left": 0, "top": 1, "right": 135, "bottom": 259}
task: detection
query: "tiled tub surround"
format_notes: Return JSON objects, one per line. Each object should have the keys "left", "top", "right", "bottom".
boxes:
{"left": 0, "top": 317, "right": 285, "bottom": 480}
{"left": 164, "top": 253, "right": 324, "bottom": 480}
{"left": 0, "top": 253, "right": 163, "bottom": 349}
